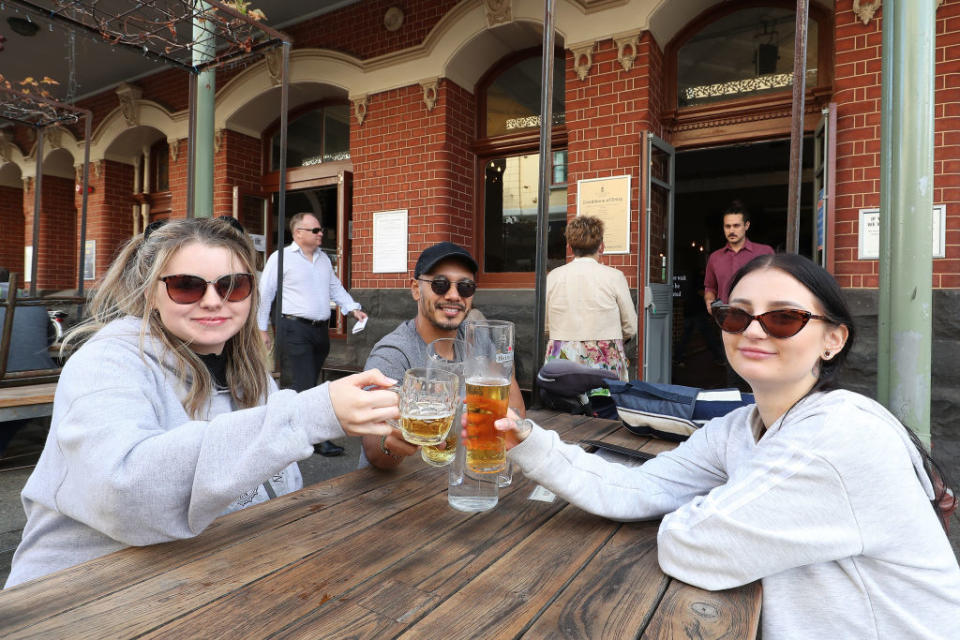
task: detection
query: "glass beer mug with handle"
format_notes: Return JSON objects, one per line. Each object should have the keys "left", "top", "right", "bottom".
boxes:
{"left": 463, "top": 320, "right": 514, "bottom": 474}
{"left": 422, "top": 338, "right": 466, "bottom": 467}
{"left": 397, "top": 367, "right": 459, "bottom": 447}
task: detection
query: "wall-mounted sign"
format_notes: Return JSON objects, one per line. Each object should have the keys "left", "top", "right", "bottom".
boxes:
{"left": 83, "top": 240, "right": 96, "bottom": 280}
{"left": 576, "top": 175, "right": 631, "bottom": 254}
{"left": 858, "top": 205, "right": 946, "bottom": 260}
{"left": 372, "top": 210, "right": 408, "bottom": 273}
{"left": 24, "top": 246, "right": 32, "bottom": 282}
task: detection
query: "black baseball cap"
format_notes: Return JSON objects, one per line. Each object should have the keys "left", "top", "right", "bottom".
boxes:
{"left": 414, "top": 242, "right": 478, "bottom": 278}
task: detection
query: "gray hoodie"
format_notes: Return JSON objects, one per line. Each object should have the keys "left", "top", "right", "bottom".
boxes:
{"left": 5, "top": 316, "right": 344, "bottom": 588}
{"left": 510, "top": 390, "right": 960, "bottom": 639}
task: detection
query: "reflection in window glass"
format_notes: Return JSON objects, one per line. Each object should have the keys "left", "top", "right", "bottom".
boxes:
{"left": 485, "top": 56, "right": 565, "bottom": 137}
{"left": 271, "top": 105, "right": 351, "bottom": 170}
{"left": 483, "top": 153, "right": 568, "bottom": 272}
{"left": 677, "top": 8, "right": 818, "bottom": 107}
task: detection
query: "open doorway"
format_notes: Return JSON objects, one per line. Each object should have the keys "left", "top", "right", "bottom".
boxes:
{"left": 670, "top": 137, "right": 813, "bottom": 389}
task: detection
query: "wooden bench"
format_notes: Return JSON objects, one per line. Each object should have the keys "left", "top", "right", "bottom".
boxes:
{"left": 0, "top": 383, "right": 57, "bottom": 423}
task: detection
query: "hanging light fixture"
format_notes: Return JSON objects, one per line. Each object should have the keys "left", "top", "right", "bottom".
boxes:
{"left": 7, "top": 16, "right": 40, "bottom": 37}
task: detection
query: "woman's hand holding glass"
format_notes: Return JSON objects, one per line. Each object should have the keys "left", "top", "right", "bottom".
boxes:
{"left": 495, "top": 407, "right": 533, "bottom": 450}
{"left": 328, "top": 369, "right": 400, "bottom": 437}
{"left": 459, "top": 407, "right": 532, "bottom": 451}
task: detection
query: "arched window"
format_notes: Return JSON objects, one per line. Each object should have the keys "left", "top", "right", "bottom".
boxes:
{"left": 477, "top": 50, "right": 567, "bottom": 283}
{"left": 669, "top": 2, "right": 831, "bottom": 112}
{"left": 269, "top": 103, "right": 350, "bottom": 170}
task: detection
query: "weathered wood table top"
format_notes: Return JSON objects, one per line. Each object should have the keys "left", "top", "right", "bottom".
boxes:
{"left": 0, "top": 410, "right": 760, "bottom": 639}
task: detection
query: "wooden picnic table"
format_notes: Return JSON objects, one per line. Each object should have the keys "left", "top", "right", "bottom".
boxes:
{"left": 0, "top": 410, "right": 760, "bottom": 639}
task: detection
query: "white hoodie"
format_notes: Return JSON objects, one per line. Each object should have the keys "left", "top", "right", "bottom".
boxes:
{"left": 509, "top": 390, "right": 960, "bottom": 639}
{"left": 5, "top": 316, "right": 344, "bottom": 588}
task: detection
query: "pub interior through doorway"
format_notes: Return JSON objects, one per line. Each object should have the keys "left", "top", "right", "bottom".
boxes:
{"left": 670, "top": 137, "right": 814, "bottom": 389}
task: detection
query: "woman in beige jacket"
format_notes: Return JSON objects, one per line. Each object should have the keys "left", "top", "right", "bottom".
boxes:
{"left": 544, "top": 216, "right": 638, "bottom": 381}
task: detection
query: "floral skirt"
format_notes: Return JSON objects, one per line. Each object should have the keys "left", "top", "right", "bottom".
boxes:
{"left": 544, "top": 339, "right": 630, "bottom": 382}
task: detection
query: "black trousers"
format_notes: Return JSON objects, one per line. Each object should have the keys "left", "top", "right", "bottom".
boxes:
{"left": 277, "top": 316, "right": 330, "bottom": 393}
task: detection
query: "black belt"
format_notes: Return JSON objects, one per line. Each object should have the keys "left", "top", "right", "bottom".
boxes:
{"left": 282, "top": 314, "right": 329, "bottom": 328}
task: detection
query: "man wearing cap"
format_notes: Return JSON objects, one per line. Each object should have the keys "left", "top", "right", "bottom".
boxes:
{"left": 258, "top": 211, "right": 368, "bottom": 457}
{"left": 359, "top": 242, "right": 525, "bottom": 470}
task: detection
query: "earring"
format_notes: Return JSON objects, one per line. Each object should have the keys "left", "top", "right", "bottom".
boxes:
{"left": 823, "top": 351, "right": 831, "bottom": 358}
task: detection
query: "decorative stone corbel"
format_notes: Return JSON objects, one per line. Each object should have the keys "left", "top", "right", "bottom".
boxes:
{"left": 483, "top": 0, "right": 511, "bottom": 27}
{"left": 615, "top": 34, "right": 640, "bottom": 73}
{"left": 115, "top": 83, "right": 143, "bottom": 127}
{"left": 421, "top": 79, "right": 439, "bottom": 112}
{"left": 23, "top": 176, "right": 33, "bottom": 191}
{"left": 169, "top": 140, "right": 180, "bottom": 163}
{"left": 263, "top": 48, "right": 283, "bottom": 87}
{"left": 93, "top": 160, "right": 102, "bottom": 180}
{"left": 852, "top": 0, "right": 880, "bottom": 25}
{"left": 46, "top": 126, "right": 63, "bottom": 150}
{"left": 571, "top": 43, "right": 595, "bottom": 82}
{"left": 353, "top": 95, "right": 368, "bottom": 126}
{"left": 0, "top": 132, "right": 12, "bottom": 164}
{"left": 214, "top": 129, "right": 225, "bottom": 154}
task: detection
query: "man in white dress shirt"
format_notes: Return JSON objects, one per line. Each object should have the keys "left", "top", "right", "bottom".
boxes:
{"left": 258, "top": 212, "right": 367, "bottom": 456}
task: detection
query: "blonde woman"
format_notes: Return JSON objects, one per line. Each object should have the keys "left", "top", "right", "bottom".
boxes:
{"left": 544, "top": 216, "right": 637, "bottom": 381}
{"left": 5, "top": 218, "right": 398, "bottom": 588}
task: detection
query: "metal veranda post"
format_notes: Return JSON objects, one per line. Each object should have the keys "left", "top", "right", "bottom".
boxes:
{"left": 192, "top": 1, "right": 215, "bottom": 218}
{"left": 532, "top": 0, "right": 557, "bottom": 406}
{"left": 273, "top": 42, "right": 291, "bottom": 373}
{"left": 29, "top": 127, "right": 44, "bottom": 297}
{"left": 878, "top": 0, "right": 936, "bottom": 446}
{"left": 785, "top": 0, "right": 810, "bottom": 254}
{"left": 76, "top": 113, "right": 92, "bottom": 298}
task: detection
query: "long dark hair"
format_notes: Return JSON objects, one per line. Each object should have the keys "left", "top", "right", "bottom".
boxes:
{"left": 728, "top": 253, "right": 955, "bottom": 526}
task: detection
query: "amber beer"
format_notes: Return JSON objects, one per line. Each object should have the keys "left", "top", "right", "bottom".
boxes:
{"left": 399, "top": 402, "right": 455, "bottom": 446}
{"left": 421, "top": 428, "right": 457, "bottom": 466}
{"left": 464, "top": 377, "right": 510, "bottom": 473}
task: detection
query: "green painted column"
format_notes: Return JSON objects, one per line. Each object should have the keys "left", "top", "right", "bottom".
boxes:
{"left": 878, "top": 0, "right": 935, "bottom": 445}
{"left": 192, "top": 2, "right": 215, "bottom": 218}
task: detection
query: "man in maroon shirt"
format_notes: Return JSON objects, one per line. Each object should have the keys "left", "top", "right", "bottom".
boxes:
{"left": 703, "top": 201, "right": 775, "bottom": 314}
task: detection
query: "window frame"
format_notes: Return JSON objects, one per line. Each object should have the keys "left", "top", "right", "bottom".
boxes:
{"left": 663, "top": 0, "right": 833, "bottom": 145}
{"left": 473, "top": 47, "right": 568, "bottom": 288}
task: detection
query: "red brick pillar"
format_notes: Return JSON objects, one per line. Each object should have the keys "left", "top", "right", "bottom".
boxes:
{"left": 76, "top": 160, "right": 134, "bottom": 285}
{"left": 565, "top": 34, "right": 664, "bottom": 291}
{"left": 350, "top": 79, "right": 476, "bottom": 289}
{"left": 23, "top": 175, "right": 77, "bottom": 291}
{"left": 0, "top": 185, "right": 24, "bottom": 276}
{"left": 214, "top": 129, "right": 263, "bottom": 219}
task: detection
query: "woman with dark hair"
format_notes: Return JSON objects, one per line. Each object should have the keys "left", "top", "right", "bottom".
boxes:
{"left": 497, "top": 253, "right": 960, "bottom": 638}
{"left": 5, "top": 218, "right": 399, "bottom": 588}
{"left": 543, "top": 215, "right": 637, "bottom": 381}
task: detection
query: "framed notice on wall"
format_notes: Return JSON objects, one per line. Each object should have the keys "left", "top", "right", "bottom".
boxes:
{"left": 83, "top": 240, "right": 96, "bottom": 280}
{"left": 576, "top": 175, "right": 631, "bottom": 254}
{"left": 858, "top": 205, "right": 946, "bottom": 260}
{"left": 372, "top": 210, "right": 408, "bottom": 273}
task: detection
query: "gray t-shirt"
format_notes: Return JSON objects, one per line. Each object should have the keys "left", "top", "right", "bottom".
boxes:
{"left": 359, "top": 319, "right": 466, "bottom": 467}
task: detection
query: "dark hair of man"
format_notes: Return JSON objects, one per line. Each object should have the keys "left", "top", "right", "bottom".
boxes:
{"left": 728, "top": 252, "right": 954, "bottom": 525}
{"left": 723, "top": 200, "right": 751, "bottom": 224}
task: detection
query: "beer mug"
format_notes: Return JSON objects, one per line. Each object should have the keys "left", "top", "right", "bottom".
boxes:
{"left": 463, "top": 320, "right": 514, "bottom": 474}
{"left": 397, "top": 367, "right": 459, "bottom": 446}
{"left": 421, "top": 338, "right": 466, "bottom": 467}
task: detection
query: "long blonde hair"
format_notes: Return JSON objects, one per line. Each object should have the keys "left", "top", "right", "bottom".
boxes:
{"left": 64, "top": 218, "right": 270, "bottom": 417}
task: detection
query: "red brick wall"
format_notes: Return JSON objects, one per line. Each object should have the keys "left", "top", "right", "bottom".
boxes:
{"left": 214, "top": 130, "right": 263, "bottom": 218}
{"left": 350, "top": 79, "right": 475, "bottom": 288}
{"left": 287, "top": 0, "right": 460, "bottom": 60}
{"left": 77, "top": 161, "right": 134, "bottom": 285}
{"left": 168, "top": 139, "right": 190, "bottom": 219}
{"left": 0, "top": 186, "right": 24, "bottom": 276}
{"left": 23, "top": 175, "right": 77, "bottom": 290}
{"left": 566, "top": 34, "right": 665, "bottom": 290}
{"left": 833, "top": 0, "right": 960, "bottom": 288}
